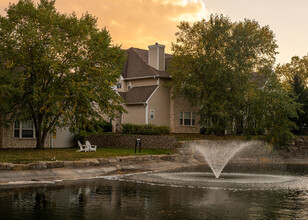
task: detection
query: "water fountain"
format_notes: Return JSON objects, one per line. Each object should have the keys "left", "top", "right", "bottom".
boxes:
{"left": 193, "top": 140, "right": 253, "bottom": 178}
{"left": 112, "top": 140, "right": 308, "bottom": 191}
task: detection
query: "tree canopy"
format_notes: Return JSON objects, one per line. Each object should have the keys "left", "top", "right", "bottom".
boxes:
{"left": 0, "top": 0, "right": 125, "bottom": 149}
{"left": 276, "top": 55, "right": 308, "bottom": 130}
{"left": 169, "top": 14, "right": 300, "bottom": 147}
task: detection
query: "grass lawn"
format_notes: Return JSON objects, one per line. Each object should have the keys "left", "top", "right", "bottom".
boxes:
{"left": 0, "top": 148, "right": 174, "bottom": 164}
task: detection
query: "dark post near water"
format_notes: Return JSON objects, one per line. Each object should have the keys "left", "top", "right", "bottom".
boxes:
{"left": 135, "top": 139, "right": 142, "bottom": 153}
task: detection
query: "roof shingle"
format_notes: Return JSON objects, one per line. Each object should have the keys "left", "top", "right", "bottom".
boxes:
{"left": 122, "top": 48, "right": 171, "bottom": 79}
{"left": 119, "top": 85, "right": 158, "bottom": 104}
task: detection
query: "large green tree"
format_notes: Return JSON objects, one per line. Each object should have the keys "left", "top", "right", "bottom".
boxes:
{"left": 169, "top": 14, "right": 299, "bottom": 146}
{"left": 276, "top": 55, "right": 308, "bottom": 130}
{"left": 244, "top": 70, "right": 300, "bottom": 147}
{"left": 0, "top": 0, "right": 125, "bottom": 149}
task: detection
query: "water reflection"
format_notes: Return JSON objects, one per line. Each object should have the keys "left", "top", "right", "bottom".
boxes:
{"left": 0, "top": 170, "right": 307, "bottom": 219}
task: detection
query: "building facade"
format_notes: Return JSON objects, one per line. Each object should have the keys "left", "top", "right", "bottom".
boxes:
{"left": 117, "top": 43, "right": 200, "bottom": 133}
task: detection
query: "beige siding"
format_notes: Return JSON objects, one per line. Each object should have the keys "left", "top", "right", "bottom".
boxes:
{"left": 52, "top": 127, "right": 74, "bottom": 148}
{"left": 148, "top": 47, "right": 158, "bottom": 70}
{"left": 159, "top": 47, "right": 165, "bottom": 71}
{"left": 1, "top": 124, "right": 51, "bottom": 148}
{"left": 122, "top": 105, "right": 146, "bottom": 125}
{"left": 148, "top": 86, "right": 170, "bottom": 126}
{"left": 116, "top": 76, "right": 201, "bottom": 133}
{"left": 148, "top": 45, "right": 165, "bottom": 71}
{"left": 128, "top": 78, "right": 157, "bottom": 88}
{"left": 170, "top": 96, "right": 201, "bottom": 133}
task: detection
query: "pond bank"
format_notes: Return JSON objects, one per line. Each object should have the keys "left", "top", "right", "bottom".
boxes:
{"left": 0, "top": 142, "right": 307, "bottom": 188}
{"left": 0, "top": 154, "right": 180, "bottom": 171}
{"left": 0, "top": 153, "right": 203, "bottom": 187}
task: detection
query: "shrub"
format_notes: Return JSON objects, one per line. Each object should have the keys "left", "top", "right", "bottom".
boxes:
{"left": 73, "top": 120, "right": 112, "bottom": 147}
{"left": 73, "top": 129, "right": 87, "bottom": 147}
{"left": 122, "top": 123, "right": 170, "bottom": 135}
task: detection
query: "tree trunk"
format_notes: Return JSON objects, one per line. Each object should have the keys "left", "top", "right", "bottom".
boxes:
{"left": 35, "top": 117, "right": 46, "bottom": 149}
{"left": 36, "top": 130, "right": 45, "bottom": 149}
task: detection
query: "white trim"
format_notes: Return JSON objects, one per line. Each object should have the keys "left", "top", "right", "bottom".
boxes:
{"left": 145, "top": 104, "right": 149, "bottom": 124}
{"left": 125, "top": 102, "right": 147, "bottom": 105}
{"left": 145, "top": 86, "right": 159, "bottom": 124}
{"left": 123, "top": 76, "right": 163, "bottom": 80}
{"left": 145, "top": 86, "right": 159, "bottom": 103}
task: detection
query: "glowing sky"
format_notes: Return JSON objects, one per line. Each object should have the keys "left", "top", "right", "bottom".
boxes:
{"left": 1, "top": 0, "right": 307, "bottom": 64}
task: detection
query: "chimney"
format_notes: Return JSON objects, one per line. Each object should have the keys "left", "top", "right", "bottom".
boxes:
{"left": 148, "top": 43, "right": 165, "bottom": 71}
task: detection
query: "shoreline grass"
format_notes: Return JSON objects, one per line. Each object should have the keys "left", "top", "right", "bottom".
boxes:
{"left": 0, "top": 148, "right": 173, "bottom": 164}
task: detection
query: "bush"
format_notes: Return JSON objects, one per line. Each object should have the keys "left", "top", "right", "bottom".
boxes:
{"left": 73, "top": 120, "right": 112, "bottom": 147}
{"left": 73, "top": 129, "right": 87, "bottom": 147}
{"left": 122, "top": 124, "right": 170, "bottom": 135}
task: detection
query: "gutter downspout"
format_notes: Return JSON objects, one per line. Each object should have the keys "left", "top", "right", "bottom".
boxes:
{"left": 144, "top": 85, "right": 159, "bottom": 125}
{"left": 145, "top": 103, "right": 148, "bottom": 124}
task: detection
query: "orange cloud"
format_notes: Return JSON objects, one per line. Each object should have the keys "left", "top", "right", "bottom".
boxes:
{"left": 0, "top": 0, "right": 208, "bottom": 53}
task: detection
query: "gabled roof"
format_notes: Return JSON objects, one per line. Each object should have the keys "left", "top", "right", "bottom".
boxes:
{"left": 118, "top": 85, "right": 158, "bottom": 105}
{"left": 122, "top": 48, "right": 172, "bottom": 79}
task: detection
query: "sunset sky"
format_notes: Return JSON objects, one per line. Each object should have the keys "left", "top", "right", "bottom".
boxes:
{"left": 0, "top": 0, "right": 307, "bottom": 65}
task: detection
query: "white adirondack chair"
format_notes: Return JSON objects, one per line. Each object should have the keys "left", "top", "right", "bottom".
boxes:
{"left": 85, "top": 140, "right": 97, "bottom": 152}
{"left": 76, "top": 141, "right": 86, "bottom": 152}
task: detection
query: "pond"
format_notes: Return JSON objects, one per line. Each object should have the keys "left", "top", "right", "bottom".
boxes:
{"left": 0, "top": 164, "right": 307, "bottom": 220}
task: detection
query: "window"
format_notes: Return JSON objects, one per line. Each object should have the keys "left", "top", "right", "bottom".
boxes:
{"left": 180, "top": 112, "right": 195, "bottom": 126}
{"left": 117, "top": 82, "right": 122, "bottom": 89}
{"left": 184, "top": 112, "right": 191, "bottom": 125}
{"left": 150, "top": 109, "right": 155, "bottom": 119}
{"left": 14, "top": 120, "right": 35, "bottom": 138}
